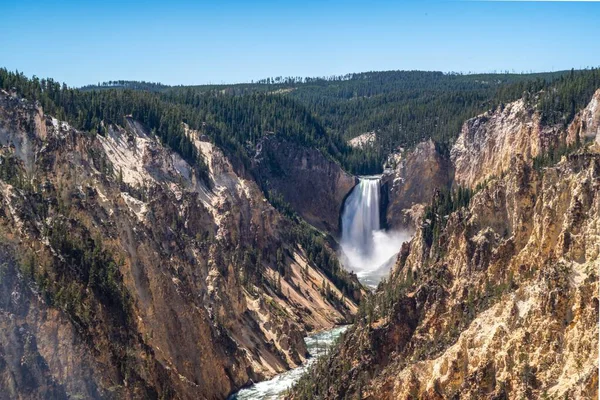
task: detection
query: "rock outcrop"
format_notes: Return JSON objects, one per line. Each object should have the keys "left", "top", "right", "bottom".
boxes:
{"left": 348, "top": 132, "right": 376, "bottom": 149}
{"left": 382, "top": 140, "right": 453, "bottom": 230}
{"left": 568, "top": 89, "right": 600, "bottom": 146}
{"left": 452, "top": 99, "right": 550, "bottom": 188}
{"left": 452, "top": 89, "right": 600, "bottom": 189}
{"left": 0, "top": 91, "right": 361, "bottom": 399}
{"left": 251, "top": 136, "right": 356, "bottom": 234}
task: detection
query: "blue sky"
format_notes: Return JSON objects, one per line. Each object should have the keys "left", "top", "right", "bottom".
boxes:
{"left": 1, "top": 0, "right": 599, "bottom": 87}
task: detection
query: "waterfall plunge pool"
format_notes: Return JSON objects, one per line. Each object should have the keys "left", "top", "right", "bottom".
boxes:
{"left": 228, "top": 325, "right": 348, "bottom": 400}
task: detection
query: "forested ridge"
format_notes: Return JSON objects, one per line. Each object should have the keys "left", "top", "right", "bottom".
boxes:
{"left": 2, "top": 68, "right": 599, "bottom": 176}
{"left": 0, "top": 69, "right": 373, "bottom": 175}
{"left": 173, "top": 69, "right": 600, "bottom": 160}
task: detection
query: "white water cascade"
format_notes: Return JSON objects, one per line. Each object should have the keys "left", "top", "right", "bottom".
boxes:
{"left": 229, "top": 326, "right": 348, "bottom": 400}
{"left": 340, "top": 177, "right": 408, "bottom": 285}
{"left": 341, "top": 177, "right": 381, "bottom": 256}
{"left": 229, "top": 178, "right": 409, "bottom": 400}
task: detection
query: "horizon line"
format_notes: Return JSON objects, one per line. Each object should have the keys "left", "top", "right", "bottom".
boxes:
{"left": 3, "top": 65, "right": 599, "bottom": 89}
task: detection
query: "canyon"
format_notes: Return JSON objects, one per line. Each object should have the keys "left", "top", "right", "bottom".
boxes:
{"left": 0, "top": 90, "right": 361, "bottom": 399}
{"left": 0, "top": 76, "right": 598, "bottom": 400}
{"left": 290, "top": 89, "right": 600, "bottom": 400}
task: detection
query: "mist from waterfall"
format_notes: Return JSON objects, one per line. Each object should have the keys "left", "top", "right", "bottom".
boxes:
{"left": 340, "top": 177, "right": 409, "bottom": 284}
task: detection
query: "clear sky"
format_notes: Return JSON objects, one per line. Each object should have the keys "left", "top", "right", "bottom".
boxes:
{"left": 1, "top": 0, "right": 599, "bottom": 87}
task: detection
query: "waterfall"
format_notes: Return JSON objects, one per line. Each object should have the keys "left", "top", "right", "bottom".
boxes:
{"left": 341, "top": 177, "right": 381, "bottom": 257}
{"left": 340, "top": 176, "right": 409, "bottom": 285}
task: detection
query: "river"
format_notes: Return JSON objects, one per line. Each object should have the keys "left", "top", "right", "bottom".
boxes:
{"left": 230, "top": 177, "right": 406, "bottom": 399}
{"left": 228, "top": 325, "right": 348, "bottom": 400}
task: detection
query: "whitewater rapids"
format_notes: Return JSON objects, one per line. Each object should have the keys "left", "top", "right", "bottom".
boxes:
{"left": 229, "top": 326, "right": 348, "bottom": 400}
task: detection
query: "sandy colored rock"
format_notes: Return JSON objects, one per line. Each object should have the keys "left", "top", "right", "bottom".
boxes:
{"left": 290, "top": 90, "right": 600, "bottom": 400}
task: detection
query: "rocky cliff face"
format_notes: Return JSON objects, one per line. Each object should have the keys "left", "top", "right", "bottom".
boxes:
{"left": 452, "top": 99, "right": 550, "bottom": 188}
{"left": 348, "top": 132, "right": 376, "bottom": 149}
{"left": 568, "top": 89, "right": 600, "bottom": 146}
{"left": 291, "top": 91, "right": 600, "bottom": 400}
{"left": 451, "top": 89, "right": 600, "bottom": 190}
{"left": 382, "top": 140, "right": 453, "bottom": 230}
{"left": 251, "top": 136, "right": 356, "bottom": 234}
{"left": 0, "top": 91, "right": 361, "bottom": 399}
